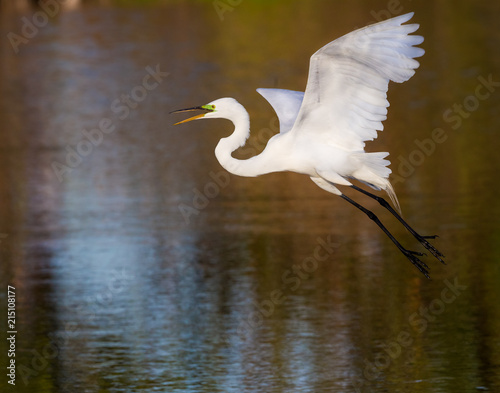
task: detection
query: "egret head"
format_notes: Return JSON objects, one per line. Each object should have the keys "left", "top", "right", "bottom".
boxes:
{"left": 171, "top": 97, "right": 243, "bottom": 125}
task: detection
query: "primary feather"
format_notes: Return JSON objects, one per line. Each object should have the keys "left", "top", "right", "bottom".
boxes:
{"left": 291, "top": 12, "right": 424, "bottom": 151}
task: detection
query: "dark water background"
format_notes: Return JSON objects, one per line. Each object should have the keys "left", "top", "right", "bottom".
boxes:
{"left": 0, "top": 1, "right": 499, "bottom": 392}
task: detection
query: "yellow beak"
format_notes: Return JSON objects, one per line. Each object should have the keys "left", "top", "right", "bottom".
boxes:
{"left": 170, "top": 106, "right": 212, "bottom": 125}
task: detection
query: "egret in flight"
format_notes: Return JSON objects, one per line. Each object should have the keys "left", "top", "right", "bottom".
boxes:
{"left": 171, "top": 13, "right": 444, "bottom": 278}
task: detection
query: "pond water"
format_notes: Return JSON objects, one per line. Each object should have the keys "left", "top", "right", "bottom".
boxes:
{"left": 0, "top": 1, "right": 499, "bottom": 392}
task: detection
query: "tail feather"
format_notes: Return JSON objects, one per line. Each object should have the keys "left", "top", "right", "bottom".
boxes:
{"left": 351, "top": 152, "right": 401, "bottom": 214}
{"left": 382, "top": 178, "right": 401, "bottom": 215}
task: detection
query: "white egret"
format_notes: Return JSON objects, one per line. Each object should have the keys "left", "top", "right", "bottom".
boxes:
{"left": 171, "top": 12, "right": 444, "bottom": 278}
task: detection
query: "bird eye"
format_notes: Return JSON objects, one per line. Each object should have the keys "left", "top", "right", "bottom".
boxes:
{"left": 202, "top": 104, "right": 216, "bottom": 111}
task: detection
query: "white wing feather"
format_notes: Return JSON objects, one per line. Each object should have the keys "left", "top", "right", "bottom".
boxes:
{"left": 256, "top": 88, "right": 304, "bottom": 134}
{"left": 291, "top": 12, "right": 424, "bottom": 150}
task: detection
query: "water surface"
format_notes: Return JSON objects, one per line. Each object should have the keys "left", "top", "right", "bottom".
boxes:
{"left": 0, "top": 1, "right": 499, "bottom": 392}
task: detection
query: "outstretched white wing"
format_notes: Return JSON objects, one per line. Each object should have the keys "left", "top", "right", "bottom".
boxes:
{"left": 257, "top": 88, "right": 304, "bottom": 134}
{"left": 291, "top": 12, "right": 424, "bottom": 150}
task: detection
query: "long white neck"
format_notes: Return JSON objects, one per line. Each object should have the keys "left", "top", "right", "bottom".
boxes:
{"left": 214, "top": 105, "right": 271, "bottom": 177}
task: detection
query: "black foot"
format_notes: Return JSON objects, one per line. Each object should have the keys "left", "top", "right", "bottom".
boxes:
{"left": 339, "top": 191, "right": 444, "bottom": 279}
{"left": 407, "top": 250, "right": 426, "bottom": 257}
{"left": 415, "top": 235, "right": 446, "bottom": 264}
{"left": 402, "top": 248, "right": 430, "bottom": 279}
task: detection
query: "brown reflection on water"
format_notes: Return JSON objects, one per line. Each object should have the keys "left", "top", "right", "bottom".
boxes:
{"left": 0, "top": 1, "right": 499, "bottom": 392}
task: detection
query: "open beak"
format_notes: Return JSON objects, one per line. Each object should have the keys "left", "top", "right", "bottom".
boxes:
{"left": 170, "top": 106, "right": 212, "bottom": 125}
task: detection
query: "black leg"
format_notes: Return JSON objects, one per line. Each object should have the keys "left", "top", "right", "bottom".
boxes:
{"left": 350, "top": 184, "right": 445, "bottom": 264}
{"left": 340, "top": 194, "right": 431, "bottom": 278}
